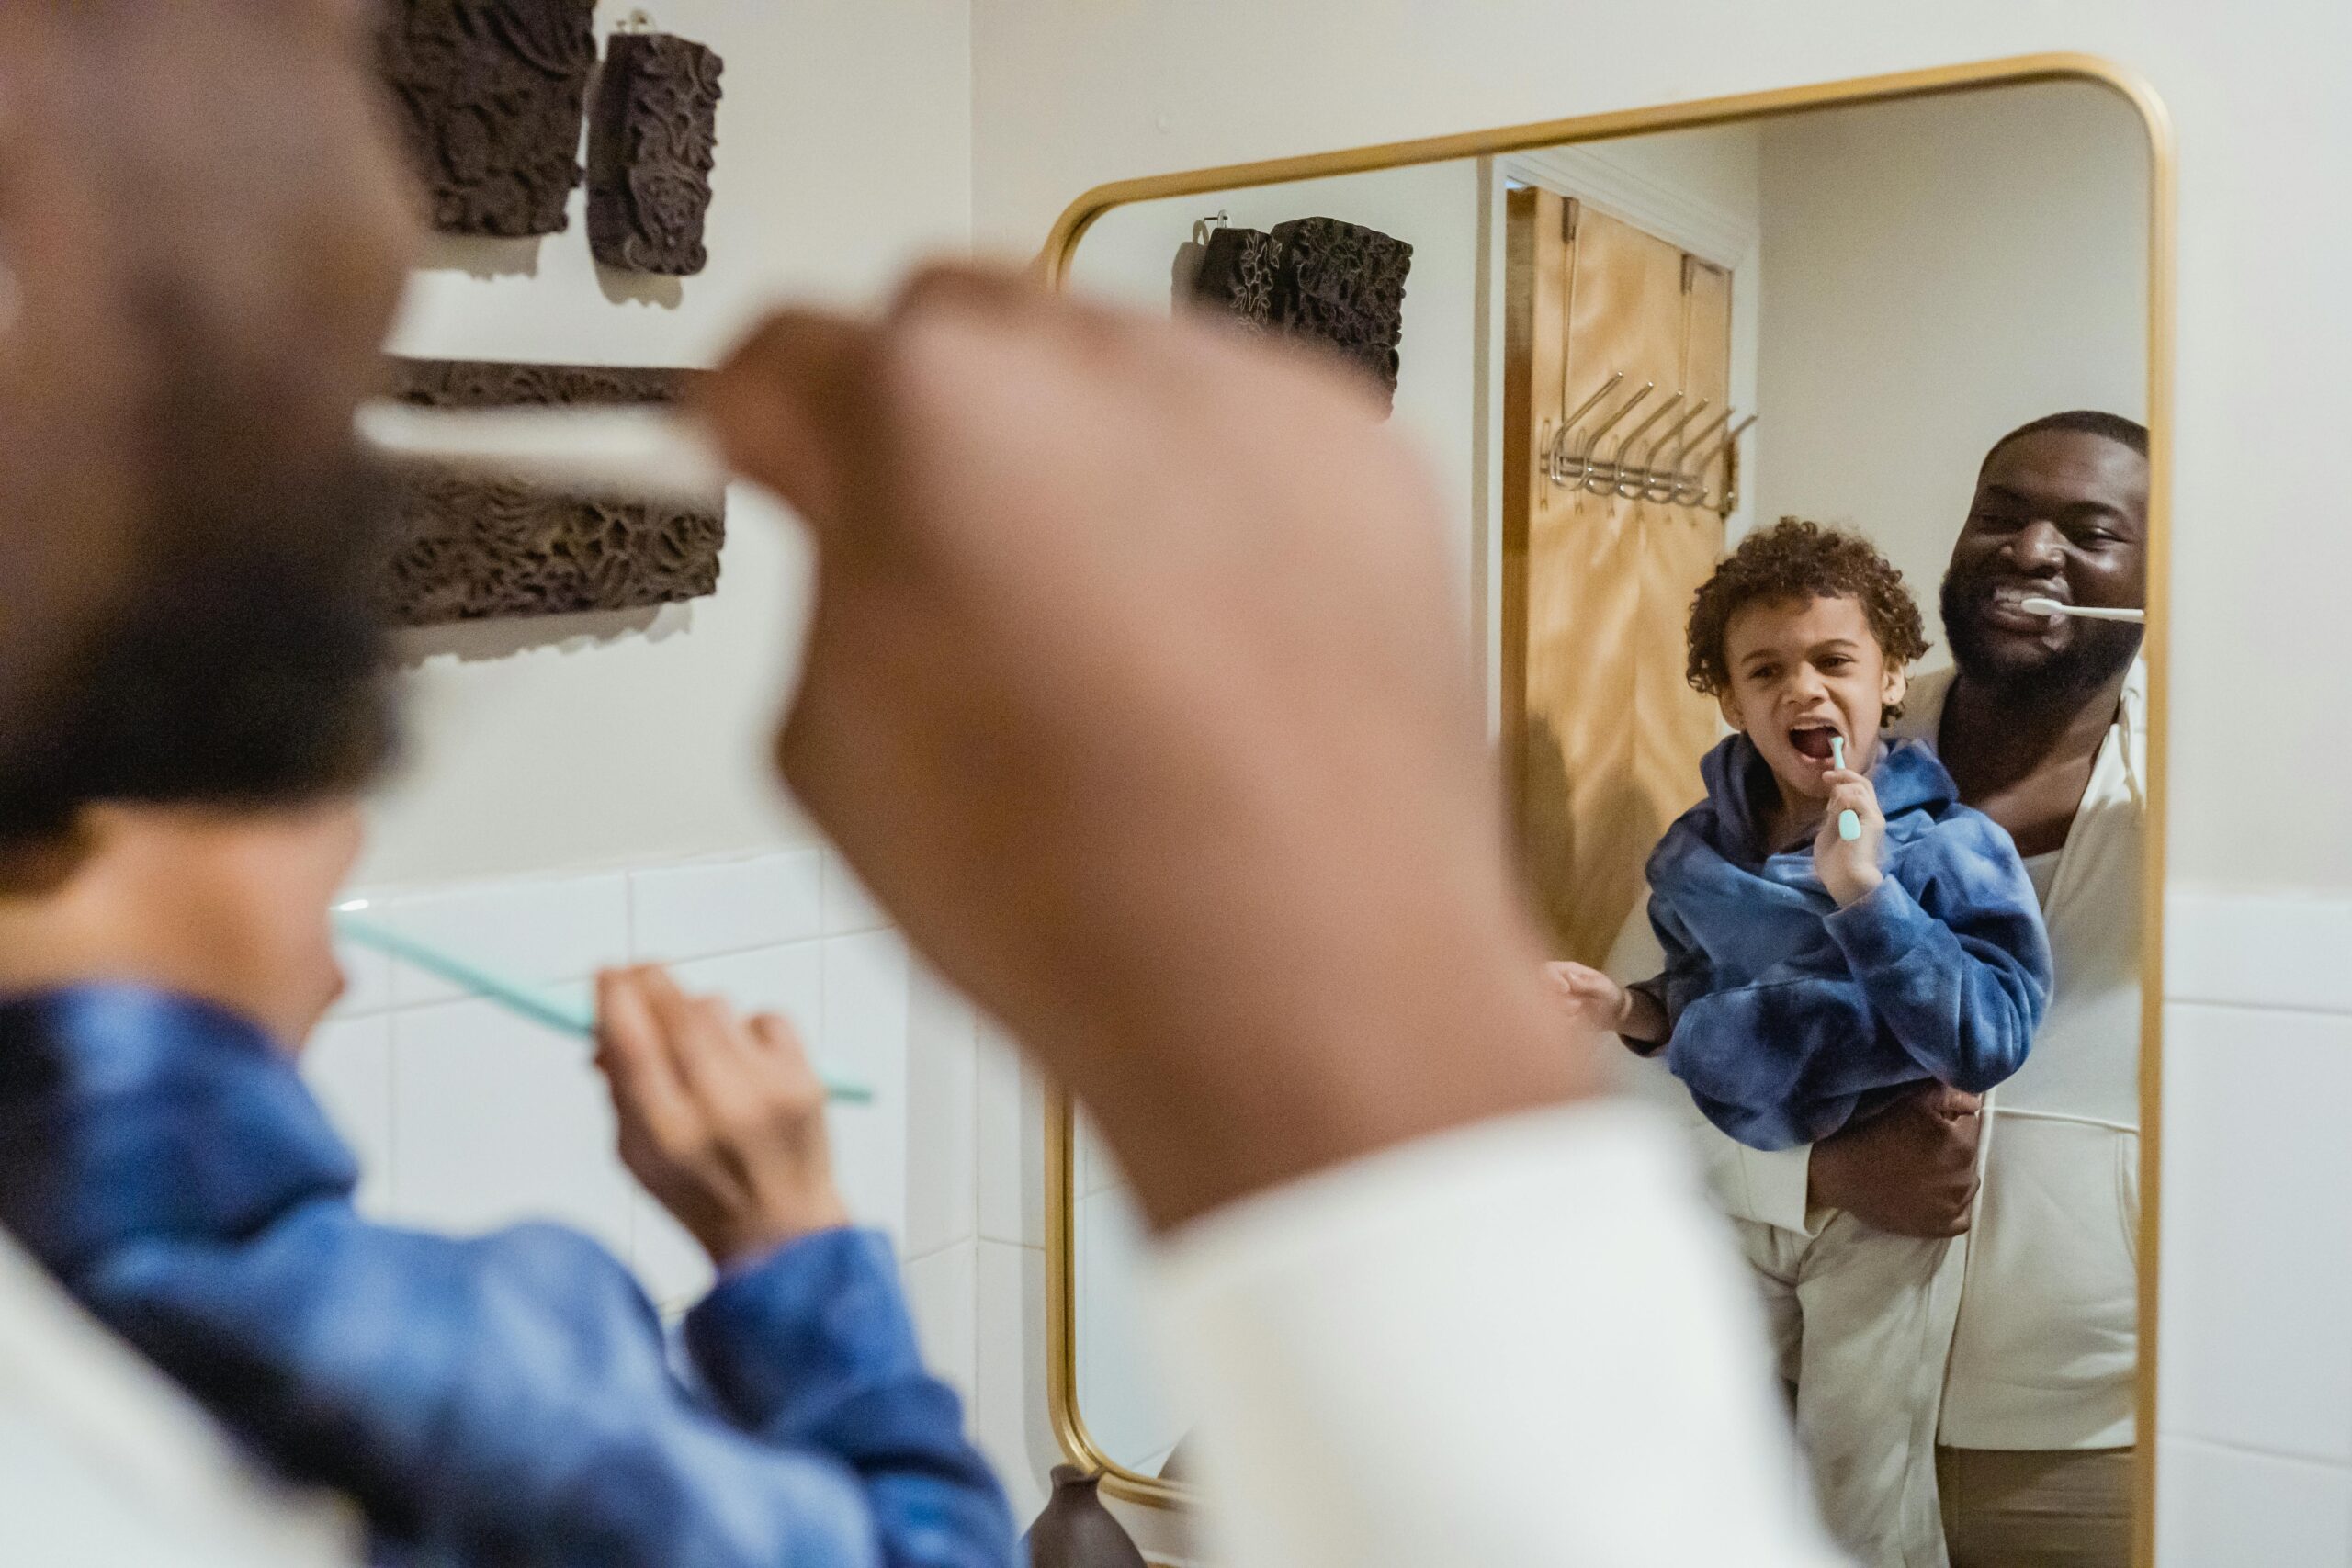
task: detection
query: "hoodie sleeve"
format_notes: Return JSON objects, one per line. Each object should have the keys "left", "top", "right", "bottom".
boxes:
{"left": 75, "top": 1213, "right": 1016, "bottom": 1568}
{"left": 1820, "top": 812, "right": 2053, "bottom": 1095}
{"left": 1640, "top": 895, "right": 1717, "bottom": 1032}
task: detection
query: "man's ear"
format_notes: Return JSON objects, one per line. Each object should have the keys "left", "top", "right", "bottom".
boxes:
{"left": 1716, "top": 688, "right": 1747, "bottom": 733}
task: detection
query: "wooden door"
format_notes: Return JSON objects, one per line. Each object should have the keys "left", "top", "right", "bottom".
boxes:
{"left": 1505, "top": 192, "right": 1734, "bottom": 964}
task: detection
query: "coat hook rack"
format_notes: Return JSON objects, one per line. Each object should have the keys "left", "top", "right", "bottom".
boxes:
{"left": 1544, "top": 368, "right": 1757, "bottom": 515}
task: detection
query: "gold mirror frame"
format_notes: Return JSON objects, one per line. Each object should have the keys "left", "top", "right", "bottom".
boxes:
{"left": 1036, "top": 54, "right": 2174, "bottom": 1561}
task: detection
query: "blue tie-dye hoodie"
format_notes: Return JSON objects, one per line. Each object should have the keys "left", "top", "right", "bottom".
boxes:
{"left": 1638, "top": 733, "right": 2052, "bottom": 1152}
{"left": 0, "top": 984, "right": 1015, "bottom": 1568}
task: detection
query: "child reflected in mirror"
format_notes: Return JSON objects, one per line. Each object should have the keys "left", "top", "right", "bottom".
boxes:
{"left": 1547, "top": 519, "right": 2052, "bottom": 1568}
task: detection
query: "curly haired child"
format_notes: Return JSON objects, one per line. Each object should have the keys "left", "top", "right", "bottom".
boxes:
{"left": 1549, "top": 519, "right": 2051, "bottom": 1568}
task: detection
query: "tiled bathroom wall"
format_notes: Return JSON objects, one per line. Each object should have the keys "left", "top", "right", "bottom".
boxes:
{"left": 300, "top": 852, "right": 2352, "bottom": 1563}
{"left": 2155, "top": 890, "right": 2352, "bottom": 1562}
{"left": 297, "top": 847, "right": 981, "bottom": 1401}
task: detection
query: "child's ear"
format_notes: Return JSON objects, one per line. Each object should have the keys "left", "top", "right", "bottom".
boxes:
{"left": 1881, "top": 664, "right": 1909, "bottom": 724}
{"left": 1716, "top": 688, "right": 1747, "bottom": 733}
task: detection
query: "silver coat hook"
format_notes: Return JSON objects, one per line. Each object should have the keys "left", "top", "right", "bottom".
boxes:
{"left": 1574, "top": 380, "right": 1654, "bottom": 471}
{"left": 1548, "top": 371, "right": 1624, "bottom": 482}
{"left": 1639, "top": 399, "right": 1709, "bottom": 502}
{"left": 1668, "top": 407, "right": 1731, "bottom": 472}
{"left": 1603, "top": 390, "right": 1684, "bottom": 496}
{"left": 1683, "top": 413, "right": 1759, "bottom": 508}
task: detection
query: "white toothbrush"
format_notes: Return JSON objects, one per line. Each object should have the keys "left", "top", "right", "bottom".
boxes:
{"left": 1828, "top": 736, "right": 1860, "bottom": 841}
{"left": 2019, "top": 596, "right": 2144, "bottom": 624}
{"left": 356, "top": 401, "right": 729, "bottom": 505}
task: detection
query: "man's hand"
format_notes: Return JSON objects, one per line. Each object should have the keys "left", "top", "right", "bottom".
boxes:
{"left": 594, "top": 965, "right": 848, "bottom": 1268}
{"left": 701, "top": 268, "right": 1600, "bottom": 1228}
{"left": 1808, "top": 1084, "right": 1984, "bottom": 1237}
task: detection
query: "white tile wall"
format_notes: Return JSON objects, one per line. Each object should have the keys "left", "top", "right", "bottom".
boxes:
{"left": 908, "top": 967, "right": 979, "bottom": 1260}
{"left": 2154, "top": 890, "right": 2352, "bottom": 1562}
{"left": 2156, "top": 1438, "right": 2352, "bottom": 1566}
{"left": 821, "top": 849, "right": 893, "bottom": 936}
{"left": 907, "top": 1239, "right": 979, "bottom": 1408}
{"left": 301, "top": 1014, "right": 393, "bottom": 1213}
{"left": 825, "top": 930, "right": 912, "bottom": 1247}
{"left": 978, "top": 1021, "right": 1046, "bottom": 1248}
{"left": 978, "top": 1236, "right": 1060, "bottom": 1529}
{"left": 301, "top": 863, "right": 2352, "bottom": 1563}
{"left": 629, "top": 849, "right": 823, "bottom": 963}
{"left": 947, "top": 887, "right": 2352, "bottom": 1563}
{"left": 389, "top": 994, "right": 636, "bottom": 1256}
{"left": 300, "top": 847, "right": 972, "bottom": 1329}
{"left": 379, "top": 873, "right": 628, "bottom": 1008}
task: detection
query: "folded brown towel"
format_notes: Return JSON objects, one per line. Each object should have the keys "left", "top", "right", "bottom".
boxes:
{"left": 378, "top": 0, "right": 597, "bottom": 237}
{"left": 1271, "top": 217, "right": 1413, "bottom": 412}
{"left": 588, "top": 31, "right": 726, "bottom": 276}
{"left": 1186, "top": 218, "right": 1413, "bottom": 413}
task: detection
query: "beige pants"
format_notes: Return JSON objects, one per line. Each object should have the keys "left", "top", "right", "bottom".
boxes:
{"left": 1936, "top": 1446, "right": 2135, "bottom": 1568}
{"left": 1738, "top": 1213, "right": 1969, "bottom": 1568}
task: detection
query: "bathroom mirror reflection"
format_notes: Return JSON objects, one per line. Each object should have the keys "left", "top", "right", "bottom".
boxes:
{"left": 1049, "top": 66, "right": 2161, "bottom": 1568}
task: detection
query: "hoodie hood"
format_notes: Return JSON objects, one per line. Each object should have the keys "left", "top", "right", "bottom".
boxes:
{"left": 1698, "top": 732, "right": 1958, "bottom": 863}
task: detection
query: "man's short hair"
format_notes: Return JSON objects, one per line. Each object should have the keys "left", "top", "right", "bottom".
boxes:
{"left": 1983, "top": 410, "right": 2149, "bottom": 471}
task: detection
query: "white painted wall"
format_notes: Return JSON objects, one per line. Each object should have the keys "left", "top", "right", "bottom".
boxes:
{"left": 364, "top": 0, "right": 972, "bottom": 889}
{"left": 1065, "top": 163, "right": 1486, "bottom": 638}
{"left": 973, "top": 3, "right": 2352, "bottom": 1556}
{"left": 1750, "top": 82, "right": 2149, "bottom": 656}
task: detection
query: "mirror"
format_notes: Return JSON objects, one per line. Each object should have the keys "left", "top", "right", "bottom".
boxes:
{"left": 1045, "top": 59, "right": 2165, "bottom": 1568}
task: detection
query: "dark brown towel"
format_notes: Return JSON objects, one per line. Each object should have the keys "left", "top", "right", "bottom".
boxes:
{"left": 379, "top": 359, "right": 725, "bottom": 626}
{"left": 1186, "top": 218, "right": 1413, "bottom": 413}
{"left": 1271, "top": 217, "right": 1413, "bottom": 412}
{"left": 587, "top": 31, "right": 726, "bottom": 276}
{"left": 1189, "top": 225, "right": 1292, "bottom": 334}
{"left": 378, "top": 0, "right": 598, "bottom": 237}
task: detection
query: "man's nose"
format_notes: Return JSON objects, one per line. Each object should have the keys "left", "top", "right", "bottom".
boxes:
{"left": 1999, "top": 518, "right": 2067, "bottom": 572}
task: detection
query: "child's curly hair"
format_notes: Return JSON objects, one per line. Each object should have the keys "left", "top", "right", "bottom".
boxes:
{"left": 1685, "top": 518, "right": 1930, "bottom": 720}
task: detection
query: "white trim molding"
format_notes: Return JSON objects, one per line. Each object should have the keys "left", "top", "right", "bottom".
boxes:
{"left": 1498, "top": 143, "right": 1759, "bottom": 270}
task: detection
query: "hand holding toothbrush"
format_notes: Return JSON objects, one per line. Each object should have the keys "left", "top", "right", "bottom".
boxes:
{"left": 594, "top": 965, "right": 851, "bottom": 1267}
{"left": 1815, "top": 734, "right": 1886, "bottom": 908}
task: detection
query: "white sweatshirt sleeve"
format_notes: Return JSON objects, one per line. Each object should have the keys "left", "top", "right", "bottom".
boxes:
{"left": 0, "top": 1233, "right": 360, "bottom": 1568}
{"left": 1149, "top": 1099, "right": 1851, "bottom": 1568}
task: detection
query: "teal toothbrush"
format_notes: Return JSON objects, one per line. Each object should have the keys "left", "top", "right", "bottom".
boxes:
{"left": 1828, "top": 736, "right": 1861, "bottom": 842}
{"left": 334, "top": 905, "right": 875, "bottom": 1105}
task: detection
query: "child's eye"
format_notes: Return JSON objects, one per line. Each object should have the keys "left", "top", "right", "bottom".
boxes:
{"left": 1820, "top": 656, "right": 1850, "bottom": 671}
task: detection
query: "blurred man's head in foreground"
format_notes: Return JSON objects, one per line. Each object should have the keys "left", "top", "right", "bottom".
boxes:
{"left": 0, "top": 0, "right": 420, "bottom": 869}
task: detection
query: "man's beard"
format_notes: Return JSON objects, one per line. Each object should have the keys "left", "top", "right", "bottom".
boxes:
{"left": 0, "top": 446, "right": 401, "bottom": 847}
{"left": 1939, "top": 564, "right": 2142, "bottom": 703}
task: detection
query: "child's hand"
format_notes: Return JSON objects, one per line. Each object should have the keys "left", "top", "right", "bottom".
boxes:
{"left": 1814, "top": 767, "right": 1886, "bottom": 907}
{"left": 594, "top": 965, "right": 850, "bottom": 1268}
{"left": 1545, "top": 961, "right": 1631, "bottom": 1030}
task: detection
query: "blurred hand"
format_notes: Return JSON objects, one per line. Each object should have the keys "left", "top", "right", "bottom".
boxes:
{"left": 1809, "top": 1084, "right": 1983, "bottom": 1237}
{"left": 594, "top": 965, "right": 847, "bottom": 1267}
{"left": 1545, "top": 962, "right": 1630, "bottom": 1031}
{"left": 702, "top": 267, "right": 1596, "bottom": 1227}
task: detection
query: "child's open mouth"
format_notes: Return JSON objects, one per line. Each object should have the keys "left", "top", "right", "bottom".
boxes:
{"left": 1788, "top": 724, "right": 1840, "bottom": 763}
